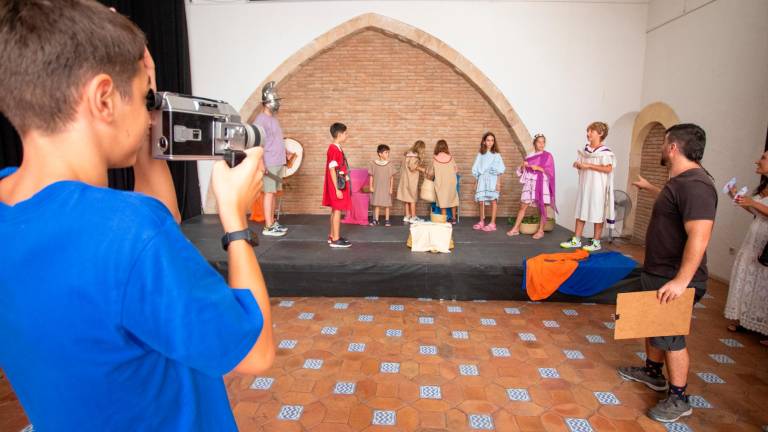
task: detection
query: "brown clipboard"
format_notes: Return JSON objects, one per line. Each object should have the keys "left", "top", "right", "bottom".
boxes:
{"left": 613, "top": 288, "right": 695, "bottom": 340}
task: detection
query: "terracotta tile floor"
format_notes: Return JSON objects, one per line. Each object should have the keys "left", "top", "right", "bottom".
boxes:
{"left": 2, "top": 243, "right": 767, "bottom": 431}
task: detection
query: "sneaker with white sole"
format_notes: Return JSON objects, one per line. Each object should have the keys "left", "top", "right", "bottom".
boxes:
{"left": 329, "top": 238, "right": 351, "bottom": 248}
{"left": 411, "top": 216, "right": 424, "bottom": 223}
{"left": 647, "top": 395, "right": 692, "bottom": 423}
{"left": 617, "top": 366, "right": 669, "bottom": 392}
{"left": 272, "top": 222, "right": 288, "bottom": 233}
{"left": 582, "top": 239, "right": 602, "bottom": 252}
{"left": 263, "top": 224, "right": 287, "bottom": 237}
{"left": 560, "top": 236, "right": 582, "bottom": 248}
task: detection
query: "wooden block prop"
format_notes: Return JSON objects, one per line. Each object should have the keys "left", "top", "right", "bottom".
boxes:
{"left": 614, "top": 288, "right": 695, "bottom": 340}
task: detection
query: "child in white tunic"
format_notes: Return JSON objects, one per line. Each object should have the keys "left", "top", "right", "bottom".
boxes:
{"left": 561, "top": 122, "right": 615, "bottom": 252}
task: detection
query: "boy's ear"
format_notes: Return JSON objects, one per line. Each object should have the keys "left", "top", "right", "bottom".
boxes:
{"left": 84, "top": 73, "right": 117, "bottom": 124}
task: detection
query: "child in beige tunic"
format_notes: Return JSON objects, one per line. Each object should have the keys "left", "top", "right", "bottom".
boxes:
{"left": 396, "top": 140, "right": 426, "bottom": 223}
{"left": 427, "top": 140, "right": 459, "bottom": 222}
{"left": 369, "top": 144, "right": 396, "bottom": 226}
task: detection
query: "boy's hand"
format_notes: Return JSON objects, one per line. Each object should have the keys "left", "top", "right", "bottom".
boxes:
{"left": 336, "top": 189, "right": 343, "bottom": 199}
{"left": 212, "top": 148, "right": 265, "bottom": 232}
{"left": 572, "top": 161, "right": 582, "bottom": 170}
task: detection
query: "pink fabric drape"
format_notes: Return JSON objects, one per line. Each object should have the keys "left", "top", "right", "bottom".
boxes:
{"left": 524, "top": 151, "right": 557, "bottom": 217}
{"left": 342, "top": 168, "right": 371, "bottom": 225}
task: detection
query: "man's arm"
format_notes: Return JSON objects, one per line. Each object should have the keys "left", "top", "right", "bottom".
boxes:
{"left": 133, "top": 47, "right": 181, "bottom": 223}
{"left": 633, "top": 175, "right": 661, "bottom": 199}
{"left": 211, "top": 147, "right": 275, "bottom": 374}
{"left": 657, "top": 219, "right": 714, "bottom": 304}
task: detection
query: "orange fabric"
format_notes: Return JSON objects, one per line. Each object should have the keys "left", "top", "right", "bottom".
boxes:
{"left": 525, "top": 250, "right": 589, "bottom": 300}
{"left": 248, "top": 191, "right": 279, "bottom": 223}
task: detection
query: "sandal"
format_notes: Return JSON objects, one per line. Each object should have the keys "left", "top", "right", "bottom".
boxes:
{"left": 482, "top": 223, "right": 497, "bottom": 232}
{"left": 369, "top": 220, "right": 379, "bottom": 226}
{"left": 532, "top": 231, "right": 544, "bottom": 240}
{"left": 473, "top": 221, "right": 485, "bottom": 230}
{"left": 384, "top": 219, "right": 392, "bottom": 227}
{"left": 506, "top": 229, "right": 520, "bottom": 236}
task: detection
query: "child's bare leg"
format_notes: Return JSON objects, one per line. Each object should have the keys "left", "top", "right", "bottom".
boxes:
{"left": 593, "top": 222, "right": 604, "bottom": 240}
{"left": 509, "top": 203, "right": 528, "bottom": 234}
{"left": 452, "top": 207, "right": 457, "bottom": 220}
{"left": 441, "top": 208, "right": 447, "bottom": 216}
{"left": 533, "top": 207, "right": 546, "bottom": 239}
{"left": 385, "top": 207, "right": 390, "bottom": 220}
{"left": 374, "top": 207, "right": 380, "bottom": 222}
{"left": 490, "top": 200, "right": 498, "bottom": 225}
{"left": 331, "top": 210, "right": 341, "bottom": 240}
{"left": 574, "top": 219, "right": 586, "bottom": 238}
{"left": 478, "top": 202, "right": 485, "bottom": 223}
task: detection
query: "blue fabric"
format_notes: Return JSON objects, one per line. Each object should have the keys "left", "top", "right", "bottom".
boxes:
{"left": 0, "top": 170, "right": 263, "bottom": 431}
{"left": 557, "top": 252, "right": 637, "bottom": 296}
{"left": 521, "top": 251, "right": 636, "bottom": 297}
{"left": 431, "top": 174, "right": 460, "bottom": 217}
{"left": 471, "top": 152, "right": 505, "bottom": 202}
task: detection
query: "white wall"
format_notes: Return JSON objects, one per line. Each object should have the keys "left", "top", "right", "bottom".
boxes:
{"left": 186, "top": 0, "right": 648, "bottom": 228}
{"left": 642, "top": 0, "right": 768, "bottom": 279}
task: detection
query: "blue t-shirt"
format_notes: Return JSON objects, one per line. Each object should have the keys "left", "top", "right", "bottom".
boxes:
{"left": 0, "top": 167, "right": 263, "bottom": 431}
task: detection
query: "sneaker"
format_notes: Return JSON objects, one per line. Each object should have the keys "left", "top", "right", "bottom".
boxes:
{"left": 617, "top": 366, "right": 669, "bottom": 392}
{"left": 403, "top": 216, "right": 411, "bottom": 224}
{"left": 263, "top": 224, "right": 287, "bottom": 237}
{"left": 272, "top": 222, "right": 288, "bottom": 233}
{"left": 647, "top": 395, "right": 692, "bottom": 423}
{"left": 560, "top": 236, "right": 582, "bottom": 248}
{"left": 329, "top": 238, "right": 351, "bottom": 248}
{"left": 384, "top": 219, "right": 392, "bottom": 227}
{"left": 582, "top": 239, "right": 602, "bottom": 252}
{"left": 473, "top": 221, "right": 485, "bottom": 230}
{"left": 482, "top": 223, "right": 497, "bottom": 232}
{"left": 411, "top": 216, "right": 423, "bottom": 223}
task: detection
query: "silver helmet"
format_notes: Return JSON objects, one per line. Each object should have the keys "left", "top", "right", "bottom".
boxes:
{"left": 261, "top": 81, "right": 281, "bottom": 113}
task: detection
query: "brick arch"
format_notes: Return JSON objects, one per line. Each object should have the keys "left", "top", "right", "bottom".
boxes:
{"left": 240, "top": 13, "right": 533, "bottom": 156}
{"left": 623, "top": 102, "right": 680, "bottom": 239}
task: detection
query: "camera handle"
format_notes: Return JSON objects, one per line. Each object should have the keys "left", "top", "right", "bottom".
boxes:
{"left": 224, "top": 149, "right": 247, "bottom": 168}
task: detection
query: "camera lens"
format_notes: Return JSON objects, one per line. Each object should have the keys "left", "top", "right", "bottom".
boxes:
{"left": 145, "top": 89, "right": 162, "bottom": 111}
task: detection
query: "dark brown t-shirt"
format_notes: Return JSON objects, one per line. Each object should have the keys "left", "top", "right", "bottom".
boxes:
{"left": 644, "top": 168, "right": 717, "bottom": 282}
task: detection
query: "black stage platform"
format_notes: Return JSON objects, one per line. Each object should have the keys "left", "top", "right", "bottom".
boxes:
{"left": 181, "top": 215, "right": 641, "bottom": 304}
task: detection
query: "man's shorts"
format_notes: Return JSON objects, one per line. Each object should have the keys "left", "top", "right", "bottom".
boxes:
{"left": 263, "top": 165, "right": 284, "bottom": 193}
{"left": 641, "top": 272, "right": 706, "bottom": 352}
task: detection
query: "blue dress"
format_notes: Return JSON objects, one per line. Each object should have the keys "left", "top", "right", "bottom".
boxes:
{"left": 472, "top": 152, "right": 506, "bottom": 202}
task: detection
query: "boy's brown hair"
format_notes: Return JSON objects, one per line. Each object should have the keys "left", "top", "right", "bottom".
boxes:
{"left": 0, "top": 0, "right": 146, "bottom": 135}
{"left": 587, "top": 122, "right": 609, "bottom": 141}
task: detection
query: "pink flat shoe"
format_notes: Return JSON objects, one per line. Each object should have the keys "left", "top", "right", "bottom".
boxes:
{"left": 532, "top": 231, "right": 544, "bottom": 239}
{"left": 473, "top": 221, "right": 485, "bottom": 230}
{"left": 482, "top": 223, "right": 497, "bottom": 232}
{"left": 506, "top": 229, "right": 520, "bottom": 236}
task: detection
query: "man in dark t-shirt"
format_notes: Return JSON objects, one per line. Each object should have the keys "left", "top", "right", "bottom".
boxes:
{"left": 617, "top": 124, "right": 716, "bottom": 424}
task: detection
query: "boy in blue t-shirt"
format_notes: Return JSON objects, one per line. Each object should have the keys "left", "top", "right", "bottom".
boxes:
{"left": 0, "top": 1, "right": 275, "bottom": 431}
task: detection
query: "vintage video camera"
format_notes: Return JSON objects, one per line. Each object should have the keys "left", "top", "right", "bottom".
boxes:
{"left": 147, "top": 90, "right": 264, "bottom": 167}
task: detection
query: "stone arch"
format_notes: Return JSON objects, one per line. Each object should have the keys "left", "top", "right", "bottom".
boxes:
{"left": 240, "top": 13, "right": 533, "bottom": 156}
{"left": 623, "top": 102, "right": 680, "bottom": 239}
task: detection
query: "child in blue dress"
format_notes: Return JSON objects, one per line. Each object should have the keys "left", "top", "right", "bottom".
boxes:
{"left": 472, "top": 132, "right": 506, "bottom": 231}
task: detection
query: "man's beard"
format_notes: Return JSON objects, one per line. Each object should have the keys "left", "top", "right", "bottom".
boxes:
{"left": 660, "top": 153, "right": 669, "bottom": 167}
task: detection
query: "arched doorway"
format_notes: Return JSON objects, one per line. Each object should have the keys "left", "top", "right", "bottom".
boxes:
{"left": 632, "top": 123, "right": 668, "bottom": 243}
{"left": 238, "top": 13, "right": 535, "bottom": 217}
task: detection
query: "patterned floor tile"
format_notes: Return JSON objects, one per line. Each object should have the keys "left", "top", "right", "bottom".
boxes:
{"left": 420, "top": 385, "right": 442, "bottom": 399}
{"left": 719, "top": 338, "right": 744, "bottom": 348}
{"left": 565, "top": 417, "right": 593, "bottom": 432}
{"left": 348, "top": 342, "right": 366, "bottom": 352}
{"left": 586, "top": 334, "right": 606, "bottom": 344}
{"left": 278, "top": 339, "right": 298, "bottom": 349}
{"left": 562, "top": 309, "right": 579, "bottom": 316}
{"left": 420, "top": 345, "right": 438, "bottom": 355}
{"left": 491, "top": 347, "right": 511, "bottom": 357}
{"left": 297, "top": 312, "right": 314, "bottom": 320}
{"left": 539, "top": 368, "right": 560, "bottom": 378}
{"left": 320, "top": 326, "right": 338, "bottom": 335}
{"left": 594, "top": 391, "right": 620, "bottom": 405}
{"left": 358, "top": 314, "right": 374, "bottom": 322}
{"left": 452, "top": 330, "right": 469, "bottom": 339}
{"left": 459, "top": 364, "right": 480, "bottom": 376}
{"left": 365, "top": 296, "right": 379, "bottom": 300}
{"left": 506, "top": 388, "right": 531, "bottom": 401}
{"left": 708, "top": 353, "right": 735, "bottom": 364}
{"left": 696, "top": 372, "right": 725, "bottom": 384}
{"left": 664, "top": 423, "right": 693, "bottom": 432}
{"left": 250, "top": 377, "right": 275, "bottom": 390}
{"left": 518, "top": 332, "right": 537, "bottom": 342}
{"left": 372, "top": 410, "right": 396, "bottom": 426}
{"left": 447, "top": 305, "right": 463, "bottom": 313}
{"left": 543, "top": 320, "right": 560, "bottom": 328}
{"left": 278, "top": 300, "right": 294, "bottom": 307}
{"left": 418, "top": 297, "right": 432, "bottom": 301}
{"left": 688, "top": 395, "right": 712, "bottom": 408}
{"left": 419, "top": 316, "right": 434, "bottom": 325}
{"left": 386, "top": 328, "right": 403, "bottom": 337}
{"left": 390, "top": 304, "right": 404, "bottom": 311}
{"left": 380, "top": 362, "right": 400, "bottom": 373}
{"left": 303, "top": 359, "right": 323, "bottom": 370}
{"left": 563, "top": 349, "right": 585, "bottom": 360}
{"left": 636, "top": 351, "right": 648, "bottom": 361}
{"left": 468, "top": 413, "right": 494, "bottom": 430}
{"left": 277, "top": 405, "right": 304, "bottom": 421}
{"left": 333, "top": 381, "right": 356, "bottom": 395}
{"left": 504, "top": 307, "right": 521, "bottom": 315}
{"left": 480, "top": 318, "right": 497, "bottom": 326}
{"left": 333, "top": 302, "right": 349, "bottom": 309}
{"left": 603, "top": 321, "right": 616, "bottom": 329}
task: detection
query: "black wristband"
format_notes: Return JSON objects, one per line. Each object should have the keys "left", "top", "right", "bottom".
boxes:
{"left": 221, "top": 229, "right": 257, "bottom": 251}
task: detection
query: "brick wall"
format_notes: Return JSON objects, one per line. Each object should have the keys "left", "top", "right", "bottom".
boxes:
{"left": 632, "top": 123, "right": 669, "bottom": 244}
{"left": 275, "top": 29, "right": 525, "bottom": 218}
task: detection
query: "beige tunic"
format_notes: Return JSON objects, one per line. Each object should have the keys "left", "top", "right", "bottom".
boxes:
{"left": 430, "top": 156, "right": 459, "bottom": 208}
{"left": 368, "top": 160, "right": 395, "bottom": 207}
{"left": 396, "top": 153, "right": 421, "bottom": 203}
